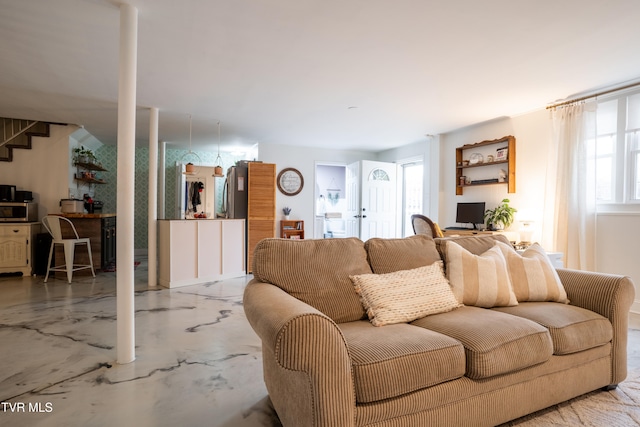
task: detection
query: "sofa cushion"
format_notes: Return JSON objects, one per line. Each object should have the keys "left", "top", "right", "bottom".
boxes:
{"left": 492, "top": 302, "right": 613, "bottom": 355}
{"left": 252, "top": 238, "right": 371, "bottom": 323}
{"left": 365, "top": 235, "right": 442, "bottom": 274}
{"left": 411, "top": 306, "right": 553, "bottom": 379}
{"left": 339, "top": 320, "right": 466, "bottom": 403}
{"left": 350, "top": 262, "right": 461, "bottom": 326}
{"left": 495, "top": 241, "right": 569, "bottom": 303}
{"left": 444, "top": 241, "right": 518, "bottom": 308}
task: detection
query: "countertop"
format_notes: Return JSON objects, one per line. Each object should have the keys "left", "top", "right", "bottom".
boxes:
{"left": 59, "top": 213, "right": 116, "bottom": 219}
{"left": 158, "top": 218, "right": 244, "bottom": 221}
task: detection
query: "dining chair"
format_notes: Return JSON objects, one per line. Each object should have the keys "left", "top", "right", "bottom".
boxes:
{"left": 410, "top": 214, "right": 442, "bottom": 238}
{"left": 42, "top": 215, "right": 95, "bottom": 283}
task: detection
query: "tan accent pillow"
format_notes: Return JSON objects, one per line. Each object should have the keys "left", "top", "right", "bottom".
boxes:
{"left": 445, "top": 241, "right": 518, "bottom": 308}
{"left": 350, "top": 261, "right": 461, "bottom": 327}
{"left": 436, "top": 234, "right": 512, "bottom": 265}
{"left": 495, "top": 241, "right": 569, "bottom": 303}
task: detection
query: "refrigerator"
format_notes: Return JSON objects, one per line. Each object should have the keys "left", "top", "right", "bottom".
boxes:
{"left": 224, "top": 161, "right": 249, "bottom": 219}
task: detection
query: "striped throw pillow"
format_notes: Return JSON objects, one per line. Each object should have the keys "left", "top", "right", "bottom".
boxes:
{"left": 495, "top": 241, "right": 569, "bottom": 303}
{"left": 350, "top": 261, "right": 461, "bottom": 327}
{"left": 445, "top": 241, "right": 518, "bottom": 308}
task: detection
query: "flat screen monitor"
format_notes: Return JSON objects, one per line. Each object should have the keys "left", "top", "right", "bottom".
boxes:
{"left": 456, "top": 202, "right": 485, "bottom": 229}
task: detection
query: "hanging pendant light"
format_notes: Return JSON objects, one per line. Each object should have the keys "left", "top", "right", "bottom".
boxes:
{"left": 181, "top": 113, "right": 201, "bottom": 175}
{"left": 213, "top": 121, "right": 224, "bottom": 177}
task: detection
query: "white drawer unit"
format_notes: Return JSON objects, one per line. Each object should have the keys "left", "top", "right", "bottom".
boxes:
{"left": 0, "top": 222, "right": 40, "bottom": 275}
{"left": 158, "top": 219, "right": 246, "bottom": 288}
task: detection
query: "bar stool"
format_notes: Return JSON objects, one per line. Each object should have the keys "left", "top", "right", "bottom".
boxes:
{"left": 42, "top": 215, "right": 95, "bottom": 283}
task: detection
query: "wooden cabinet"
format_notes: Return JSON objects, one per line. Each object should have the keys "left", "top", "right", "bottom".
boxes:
{"left": 247, "top": 162, "right": 276, "bottom": 272}
{"left": 456, "top": 136, "right": 515, "bottom": 195}
{"left": 158, "top": 219, "right": 246, "bottom": 288}
{"left": 280, "top": 220, "right": 304, "bottom": 239}
{"left": 0, "top": 222, "right": 40, "bottom": 275}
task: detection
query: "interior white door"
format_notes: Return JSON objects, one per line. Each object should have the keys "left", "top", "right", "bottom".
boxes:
{"left": 345, "top": 161, "right": 360, "bottom": 238}
{"left": 345, "top": 160, "right": 397, "bottom": 240}
{"left": 359, "top": 160, "right": 397, "bottom": 240}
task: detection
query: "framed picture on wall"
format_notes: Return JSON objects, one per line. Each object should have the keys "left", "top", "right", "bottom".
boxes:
{"left": 496, "top": 147, "right": 508, "bottom": 160}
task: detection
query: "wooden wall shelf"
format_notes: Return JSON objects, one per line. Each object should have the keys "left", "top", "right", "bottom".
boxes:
{"left": 455, "top": 136, "right": 516, "bottom": 195}
{"left": 74, "top": 162, "right": 108, "bottom": 185}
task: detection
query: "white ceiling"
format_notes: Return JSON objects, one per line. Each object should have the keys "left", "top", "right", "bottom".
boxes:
{"left": 1, "top": 0, "right": 640, "bottom": 153}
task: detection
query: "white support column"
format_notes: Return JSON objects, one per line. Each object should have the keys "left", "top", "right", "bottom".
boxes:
{"left": 158, "top": 141, "right": 166, "bottom": 219}
{"left": 148, "top": 107, "right": 159, "bottom": 287}
{"left": 116, "top": 3, "right": 138, "bottom": 365}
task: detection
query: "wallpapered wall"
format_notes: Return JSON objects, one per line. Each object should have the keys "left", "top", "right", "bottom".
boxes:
{"left": 93, "top": 145, "right": 241, "bottom": 250}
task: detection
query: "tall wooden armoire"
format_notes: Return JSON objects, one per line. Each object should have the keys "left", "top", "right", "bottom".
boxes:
{"left": 247, "top": 162, "right": 276, "bottom": 272}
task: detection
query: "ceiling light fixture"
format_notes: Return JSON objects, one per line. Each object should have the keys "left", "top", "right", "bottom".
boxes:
{"left": 213, "top": 121, "right": 224, "bottom": 177}
{"left": 181, "top": 113, "right": 201, "bottom": 175}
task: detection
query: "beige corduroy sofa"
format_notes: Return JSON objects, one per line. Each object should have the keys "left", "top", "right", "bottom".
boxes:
{"left": 243, "top": 234, "right": 635, "bottom": 427}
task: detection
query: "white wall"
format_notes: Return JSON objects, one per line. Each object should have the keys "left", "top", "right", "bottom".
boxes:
{"left": 596, "top": 213, "right": 640, "bottom": 314}
{"left": 439, "top": 109, "right": 639, "bottom": 314}
{"left": 439, "top": 110, "right": 552, "bottom": 246}
{"left": 0, "top": 124, "right": 77, "bottom": 219}
{"left": 258, "top": 143, "right": 378, "bottom": 238}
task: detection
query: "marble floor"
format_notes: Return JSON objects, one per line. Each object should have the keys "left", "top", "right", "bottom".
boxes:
{"left": 1, "top": 259, "right": 639, "bottom": 427}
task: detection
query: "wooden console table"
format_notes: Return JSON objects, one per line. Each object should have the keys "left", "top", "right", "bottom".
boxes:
{"left": 441, "top": 229, "right": 499, "bottom": 237}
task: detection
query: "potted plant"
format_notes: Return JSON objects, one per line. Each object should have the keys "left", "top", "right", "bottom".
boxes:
{"left": 73, "top": 146, "right": 98, "bottom": 165}
{"left": 484, "top": 198, "right": 517, "bottom": 231}
{"left": 73, "top": 147, "right": 86, "bottom": 164}
{"left": 282, "top": 207, "right": 291, "bottom": 220}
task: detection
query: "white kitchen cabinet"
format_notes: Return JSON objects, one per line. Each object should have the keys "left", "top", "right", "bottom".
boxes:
{"left": 158, "top": 219, "right": 245, "bottom": 288}
{"left": 0, "top": 222, "right": 40, "bottom": 275}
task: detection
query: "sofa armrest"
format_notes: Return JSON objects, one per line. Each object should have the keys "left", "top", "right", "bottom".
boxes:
{"left": 556, "top": 268, "right": 636, "bottom": 384}
{"left": 243, "top": 279, "right": 356, "bottom": 427}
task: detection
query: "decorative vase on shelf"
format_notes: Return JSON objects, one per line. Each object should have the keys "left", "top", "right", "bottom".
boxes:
{"left": 282, "top": 207, "right": 291, "bottom": 220}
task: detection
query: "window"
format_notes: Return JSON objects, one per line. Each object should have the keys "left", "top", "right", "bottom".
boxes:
{"left": 594, "top": 90, "right": 640, "bottom": 204}
{"left": 401, "top": 161, "right": 423, "bottom": 237}
{"left": 627, "top": 93, "right": 640, "bottom": 200}
{"left": 369, "top": 168, "right": 390, "bottom": 181}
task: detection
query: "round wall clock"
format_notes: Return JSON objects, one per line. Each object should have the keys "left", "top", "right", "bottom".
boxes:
{"left": 277, "top": 167, "right": 304, "bottom": 196}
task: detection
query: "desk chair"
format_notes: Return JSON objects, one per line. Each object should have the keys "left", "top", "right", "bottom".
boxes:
{"left": 410, "top": 214, "right": 443, "bottom": 238}
{"left": 42, "top": 215, "right": 95, "bottom": 283}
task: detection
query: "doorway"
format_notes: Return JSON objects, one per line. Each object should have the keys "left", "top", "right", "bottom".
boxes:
{"left": 343, "top": 160, "right": 398, "bottom": 240}
{"left": 315, "top": 160, "right": 398, "bottom": 240}
{"left": 315, "top": 163, "right": 347, "bottom": 239}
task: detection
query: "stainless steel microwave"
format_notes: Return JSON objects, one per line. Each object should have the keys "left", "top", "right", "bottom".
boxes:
{"left": 0, "top": 202, "right": 38, "bottom": 222}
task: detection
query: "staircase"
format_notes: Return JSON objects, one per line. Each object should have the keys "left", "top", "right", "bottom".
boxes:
{"left": 0, "top": 118, "right": 51, "bottom": 162}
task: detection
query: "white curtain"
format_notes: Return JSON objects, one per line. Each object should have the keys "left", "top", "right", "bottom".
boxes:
{"left": 546, "top": 102, "right": 597, "bottom": 270}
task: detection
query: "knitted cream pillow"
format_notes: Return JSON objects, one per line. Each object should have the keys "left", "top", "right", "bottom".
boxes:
{"left": 350, "top": 261, "right": 461, "bottom": 327}
{"left": 495, "top": 241, "right": 569, "bottom": 303}
{"left": 445, "top": 241, "right": 518, "bottom": 308}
